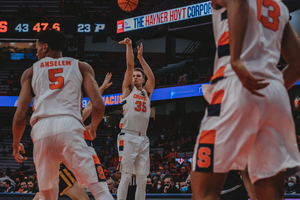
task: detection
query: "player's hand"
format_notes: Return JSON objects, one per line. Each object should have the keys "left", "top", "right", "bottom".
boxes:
{"left": 231, "top": 60, "right": 269, "bottom": 97}
{"left": 85, "top": 124, "right": 96, "bottom": 140}
{"left": 137, "top": 43, "right": 143, "bottom": 60}
{"left": 100, "top": 73, "right": 113, "bottom": 92}
{"left": 13, "top": 143, "right": 27, "bottom": 163}
{"left": 119, "top": 38, "right": 132, "bottom": 46}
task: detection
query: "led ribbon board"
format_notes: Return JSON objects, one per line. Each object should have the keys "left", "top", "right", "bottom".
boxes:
{"left": 3, "top": 80, "right": 300, "bottom": 107}
{"left": 117, "top": 1, "right": 212, "bottom": 33}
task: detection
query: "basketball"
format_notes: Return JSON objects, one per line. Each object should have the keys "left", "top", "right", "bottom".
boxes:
{"left": 118, "top": 0, "right": 138, "bottom": 12}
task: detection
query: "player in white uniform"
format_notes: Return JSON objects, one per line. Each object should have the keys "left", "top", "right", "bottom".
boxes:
{"left": 32, "top": 73, "right": 113, "bottom": 200}
{"left": 117, "top": 38, "right": 155, "bottom": 200}
{"left": 191, "top": 0, "right": 300, "bottom": 200}
{"left": 12, "top": 29, "right": 113, "bottom": 200}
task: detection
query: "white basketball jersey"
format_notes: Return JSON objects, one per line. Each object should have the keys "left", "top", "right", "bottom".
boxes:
{"left": 211, "top": 0, "right": 289, "bottom": 83}
{"left": 30, "top": 57, "right": 83, "bottom": 127}
{"left": 119, "top": 86, "right": 151, "bottom": 135}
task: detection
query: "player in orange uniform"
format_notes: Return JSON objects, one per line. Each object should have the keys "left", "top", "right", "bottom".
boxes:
{"left": 191, "top": 0, "right": 300, "bottom": 200}
{"left": 117, "top": 38, "right": 155, "bottom": 200}
{"left": 12, "top": 29, "right": 113, "bottom": 200}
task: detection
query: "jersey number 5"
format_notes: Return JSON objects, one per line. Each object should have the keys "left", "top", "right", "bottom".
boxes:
{"left": 134, "top": 101, "right": 147, "bottom": 113}
{"left": 48, "top": 68, "right": 64, "bottom": 90}
{"left": 257, "top": 0, "right": 280, "bottom": 31}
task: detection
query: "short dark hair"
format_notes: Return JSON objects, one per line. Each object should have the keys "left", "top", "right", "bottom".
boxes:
{"left": 36, "top": 29, "right": 67, "bottom": 51}
{"left": 3, "top": 180, "right": 11, "bottom": 186}
{"left": 134, "top": 68, "right": 145, "bottom": 79}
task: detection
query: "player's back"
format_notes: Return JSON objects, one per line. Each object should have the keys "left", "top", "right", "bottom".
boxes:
{"left": 212, "top": 0, "right": 289, "bottom": 83}
{"left": 30, "top": 57, "right": 83, "bottom": 126}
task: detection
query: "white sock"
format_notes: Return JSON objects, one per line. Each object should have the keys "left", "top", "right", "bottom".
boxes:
{"left": 117, "top": 172, "right": 132, "bottom": 200}
{"left": 135, "top": 174, "right": 147, "bottom": 200}
{"left": 88, "top": 182, "right": 113, "bottom": 200}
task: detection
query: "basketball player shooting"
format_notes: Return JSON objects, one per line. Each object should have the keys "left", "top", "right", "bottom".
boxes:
{"left": 191, "top": 0, "right": 300, "bottom": 200}
{"left": 117, "top": 37, "right": 155, "bottom": 200}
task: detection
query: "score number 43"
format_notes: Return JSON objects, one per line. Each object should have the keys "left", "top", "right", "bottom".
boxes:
{"left": 15, "top": 23, "right": 60, "bottom": 32}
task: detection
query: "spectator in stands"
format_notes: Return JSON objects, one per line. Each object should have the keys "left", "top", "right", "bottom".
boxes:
{"left": 14, "top": 177, "right": 21, "bottom": 191}
{"left": 164, "top": 147, "right": 179, "bottom": 162}
{"left": 3, "top": 180, "right": 13, "bottom": 193}
{"left": 146, "top": 177, "right": 154, "bottom": 193}
{"left": 285, "top": 176, "right": 300, "bottom": 194}
{"left": 103, "top": 149, "right": 112, "bottom": 165}
{"left": 109, "top": 152, "right": 119, "bottom": 167}
{"left": 18, "top": 181, "right": 28, "bottom": 193}
{"left": 105, "top": 134, "right": 114, "bottom": 154}
{"left": 181, "top": 158, "right": 191, "bottom": 173}
{"left": 148, "top": 179, "right": 161, "bottom": 193}
{"left": 27, "top": 180, "right": 39, "bottom": 193}
{"left": 179, "top": 181, "right": 188, "bottom": 193}
{"left": 181, "top": 136, "right": 194, "bottom": 151}
{"left": 177, "top": 166, "right": 189, "bottom": 182}
{"left": 152, "top": 150, "right": 162, "bottom": 167}
{"left": 14, "top": 169, "right": 24, "bottom": 180}
{"left": 114, "top": 178, "right": 120, "bottom": 189}
{"left": 162, "top": 177, "right": 181, "bottom": 193}
{"left": 153, "top": 172, "right": 161, "bottom": 182}
{"left": 107, "top": 178, "right": 117, "bottom": 194}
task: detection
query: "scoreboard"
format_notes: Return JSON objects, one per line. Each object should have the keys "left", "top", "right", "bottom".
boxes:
{"left": 0, "top": 21, "right": 107, "bottom": 36}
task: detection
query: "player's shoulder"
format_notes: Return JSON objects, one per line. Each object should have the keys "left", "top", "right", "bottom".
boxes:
{"left": 21, "top": 67, "right": 33, "bottom": 84}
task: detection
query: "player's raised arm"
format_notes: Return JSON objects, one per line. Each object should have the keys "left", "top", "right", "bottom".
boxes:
{"left": 281, "top": 22, "right": 300, "bottom": 90}
{"left": 119, "top": 38, "right": 134, "bottom": 98}
{"left": 12, "top": 67, "right": 33, "bottom": 163}
{"left": 223, "top": 0, "right": 269, "bottom": 97}
{"left": 137, "top": 43, "right": 155, "bottom": 98}
{"left": 82, "top": 72, "right": 112, "bottom": 122}
{"left": 79, "top": 61, "right": 105, "bottom": 137}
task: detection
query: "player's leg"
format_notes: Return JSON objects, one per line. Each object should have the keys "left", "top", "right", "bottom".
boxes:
{"left": 33, "top": 136, "right": 60, "bottom": 200}
{"left": 64, "top": 181, "right": 89, "bottom": 200}
{"left": 117, "top": 133, "right": 139, "bottom": 200}
{"left": 191, "top": 171, "right": 227, "bottom": 200}
{"left": 55, "top": 122, "right": 112, "bottom": 200}
{"left": 254, "top": 172, "right": 285, "bottom": 200}
{"left": 248, "top": 81, "right": 300, "bottom": 200}
{"left": 58, "top": 163, "right": 89, "bottom": 200}
{"left": 134, "top": 136, "right": 150, "bottom": 200}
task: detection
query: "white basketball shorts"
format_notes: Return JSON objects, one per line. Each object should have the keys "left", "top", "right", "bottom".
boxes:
{"left": 32, "top": 116, "right": 106, "bottom": 190}
{"left": 192, "top": 76, "right": 300, "bottom": 183}
{"left": 117, "top": 131, "right": 150, "bottom": 175}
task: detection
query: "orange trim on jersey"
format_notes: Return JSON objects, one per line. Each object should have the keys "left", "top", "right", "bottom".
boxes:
{"left": 122, "top": 110, "right": 125, "bottom": 114}
{"left": 119, "top": 140, "right": 124, "bottom": 146}
{"left": 198, "top": 130, "right": 216, "bottom": 144}
{"left": 119, "top": 123, "right": 123, "bottom": 129}
{"left": 119, "top": 156, "right": 122, "bottom": 162}
{"left": 32, "top": 103, "right": 35, "bottom": 112}
{"left": 257, "top": 0, "right": 262, "bottom": 21}
{"left": 92, "top": 155, "right": 101, "bottom": 165}
{"left": 210, "top": 66, "right": 226, "bottom": 81}
{"left": 217, "top": 31, "right": 229, "bottom": 46}
{"left": 210, "top": 90, "right": 225, "bottom": 105}
{"left": 83, "top": 130, "right": 92, "bottom": 141}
